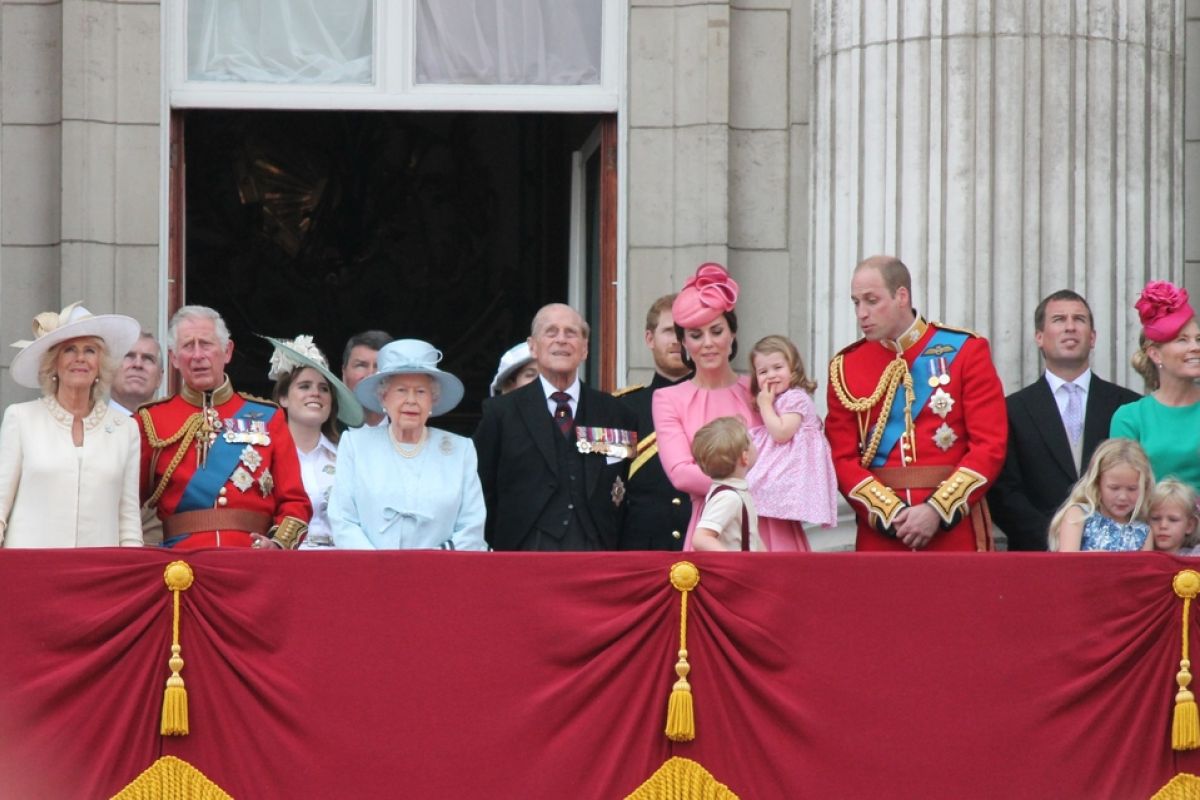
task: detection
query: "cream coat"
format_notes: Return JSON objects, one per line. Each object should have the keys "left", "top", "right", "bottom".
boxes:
{"left": 0, "top": 397, "right": 142, "bottom": 547}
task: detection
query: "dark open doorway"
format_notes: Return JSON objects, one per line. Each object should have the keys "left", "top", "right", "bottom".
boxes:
{"left": 180, "top": 109, "right": 611, "bottom": 434}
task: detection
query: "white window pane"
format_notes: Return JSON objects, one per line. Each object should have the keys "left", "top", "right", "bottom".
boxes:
{"left": 415, "top": 0, "right": 601, "bottom": 86}
{"left": 188, "top": 0, "right": 373, "bottom": 84}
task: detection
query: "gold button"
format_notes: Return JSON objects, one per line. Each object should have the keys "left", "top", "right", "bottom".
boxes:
{"left": 217, "top": 497, "right": 228, "bottom": 507}
{"left": 219, "top": 487, "right": 228, "bottom": 496}
{"left": 672, "top": 498, "right": 682, "bottom": 506}
{"left": 672, "top": 530, "right": 681, "bottom": 539}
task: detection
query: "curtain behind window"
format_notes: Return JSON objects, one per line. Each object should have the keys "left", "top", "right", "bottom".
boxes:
{"left": 415, "top": 0, "right": 601, "bottom": 85}
{"left": 188, "top": 0, "right": 373, "bottom": 84}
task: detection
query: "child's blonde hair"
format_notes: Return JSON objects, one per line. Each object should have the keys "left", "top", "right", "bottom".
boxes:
{"left": 1149, "top": 477, "right": 1200, "bottom": 549}
{"left": 749, "top": 335, "right": 817, "bottom": 396}
{"left": 691, "top": 416, "right": 751, "bottom": 480}
{"left": 1048, "top": 438, "right": 1154, "bottom": 550}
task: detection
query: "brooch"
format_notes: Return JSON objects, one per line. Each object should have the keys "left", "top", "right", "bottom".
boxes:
{"left": 933, "top": 423, "right": 958, "bottom": 452}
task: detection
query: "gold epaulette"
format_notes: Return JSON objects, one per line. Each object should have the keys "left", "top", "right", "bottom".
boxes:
{"left": 929, "top": 321, "right": 982, "bottom": 338}
{"left": 612, "top": 384, "right": 645, "bottom": 398}
{"left": 848, "top": 477, "right": 904, "bottom": 529}
{"left": 926, "top": 467, "right": 987, "bottom": 524}
{"left": 238, "top": 392, "right": 278, "bottom": 407}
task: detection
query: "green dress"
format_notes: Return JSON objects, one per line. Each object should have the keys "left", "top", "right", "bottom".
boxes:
{"left": 1109, "top": 396, "right": 1200, "bottom": 491}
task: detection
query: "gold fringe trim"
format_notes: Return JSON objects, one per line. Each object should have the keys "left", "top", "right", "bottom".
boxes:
{"left": 161, "top": 561, "right": 194, "bottom": 736}
{"left": 665, "top": 562, "right": 700, "bottom": 742}
{"left": 1151, "top": 772, "right": 1200, "bottom": 800}
{"left": 626, "top": 757, "right": 739, "bottom": 800}
{"left": 110, "top": 756, "right": 232, "bottom": 800}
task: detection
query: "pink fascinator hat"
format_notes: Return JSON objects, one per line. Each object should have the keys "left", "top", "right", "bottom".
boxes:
{"left": 1135, "top": 281, "right": 1196, "bottom": 343}
{"left": 672, "top": 263, "right": 739, "bottom": 328}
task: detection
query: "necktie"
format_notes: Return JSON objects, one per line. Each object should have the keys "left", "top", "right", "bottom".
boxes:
{"left": 551, "top": 391, "right": 574, "bottom": 438}
{"left": 1063, "top": 382, "right": 1084, "bottom": 445}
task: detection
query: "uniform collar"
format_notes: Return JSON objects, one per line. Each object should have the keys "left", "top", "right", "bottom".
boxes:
{"left": 180, "top": 376, "right": 235, "bottom": 407}
{"left": 882, "top": 314, "right": 928, "bottom": 354}
{"left": 650, "top": 370, "right": 692, "bottom": 390}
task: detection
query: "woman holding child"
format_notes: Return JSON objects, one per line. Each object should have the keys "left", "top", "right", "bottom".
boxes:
{"left": 653, "top": 263, "right": 829, "bottom": 551}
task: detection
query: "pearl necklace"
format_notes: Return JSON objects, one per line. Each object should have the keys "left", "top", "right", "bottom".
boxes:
{"left": 390, "top": 426, "right": 428, "bottom": 458}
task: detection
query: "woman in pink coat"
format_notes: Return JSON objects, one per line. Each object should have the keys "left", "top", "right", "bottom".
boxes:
{"left": 651, "top": 263, "right": 809, "bottom": 551}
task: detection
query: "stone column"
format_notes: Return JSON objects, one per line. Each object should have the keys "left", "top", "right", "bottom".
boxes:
{"left": 811, "top": 0, "right": 1183, "bottom": 392}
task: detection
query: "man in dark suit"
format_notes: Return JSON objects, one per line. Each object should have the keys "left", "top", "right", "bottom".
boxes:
{"left": 989, "top": 290, "right": 1140, "bottom": 550}
{"left": 614, "top": 294, "right": 693, "bottom": 550}
{"left": 474, "top": 303, "right": 638, "bottom": 551}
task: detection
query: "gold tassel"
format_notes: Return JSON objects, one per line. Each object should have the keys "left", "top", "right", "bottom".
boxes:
{"left": 665, "top": 561, "right": 700, "bottom": 742}
{"left": 161, "top": 561, "right": 195, "bottom": 736}
{"left": 1173, "top": 570, "right": 1200, "bottom": 750}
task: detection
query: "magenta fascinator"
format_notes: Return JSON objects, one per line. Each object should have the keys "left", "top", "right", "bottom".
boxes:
{"left": 1135, "top": 281, "right": 1195, "bottom": 343}
{"left": 671, "top": 263, "right": 740, "bottom": 328}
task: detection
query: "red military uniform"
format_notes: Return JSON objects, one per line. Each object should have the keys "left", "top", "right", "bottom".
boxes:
{"left": 137, "top": 378, "right": 311, "bottom": 549}
{"left": 825, "top": 317, "right": 1007, "bottom": 551}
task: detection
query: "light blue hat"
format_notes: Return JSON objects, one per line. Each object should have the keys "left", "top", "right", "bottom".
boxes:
{"left": 354, "top": 339, "right": 465, "bottom": 417}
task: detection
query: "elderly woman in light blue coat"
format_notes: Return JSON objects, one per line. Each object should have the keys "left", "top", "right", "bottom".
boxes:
{"left": 329, "top": 339, "right": 486, "bottom": 550}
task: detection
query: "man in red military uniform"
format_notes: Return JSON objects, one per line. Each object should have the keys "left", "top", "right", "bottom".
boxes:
{"left": 138, "top": 306, "right": 311, "bottom": 549}
{"left": 826, "top": 256, "right": 1007, "bottom": 551}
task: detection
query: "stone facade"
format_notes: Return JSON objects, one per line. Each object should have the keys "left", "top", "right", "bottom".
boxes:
{"left": 0, "top": 0, "right": 161, "bottom": 410}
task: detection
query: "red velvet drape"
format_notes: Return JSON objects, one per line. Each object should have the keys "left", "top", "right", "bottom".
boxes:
{"left": 0, "top": 550, "right": 1198, "bottom": 799}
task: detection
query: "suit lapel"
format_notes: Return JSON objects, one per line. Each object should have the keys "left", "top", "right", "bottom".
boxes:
{"left": 515, "top": 382, "right": 558, "bottom": 472}
{"left": 1081, "top": 377, "right": 1112, "bottom": 456}
{"left": 1027, "top": 376, "right": 1078, "bottom": 480}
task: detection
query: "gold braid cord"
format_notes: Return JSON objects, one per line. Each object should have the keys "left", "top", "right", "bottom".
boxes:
{"left": 111, "top": 756, "right": 232, "bottom": 800}
{"left": 139, "top": 408, "right": 204, "bottom": 508}
{"left": 1152, "top": 773, "right": 1200, "bottom": 800}
{"left": 626, "top": 757, "right": 740, "bottom": 800}
{"left": 829, "top": 355, "right": 912, "bottom": 467}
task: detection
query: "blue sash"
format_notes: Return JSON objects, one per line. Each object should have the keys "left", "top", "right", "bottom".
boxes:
{"left": 177, "top": 400, "right": 276, "bottom": 513}
{"left": 870, "top": 329, "right": 968, "bottom": 468}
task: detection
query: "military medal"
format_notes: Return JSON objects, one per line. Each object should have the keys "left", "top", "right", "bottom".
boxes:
{"left": 611, "top": 475, "right": 626, "bottom": 507}
{"left": 933, "top": 422, "right": 958, "bottom": 451}
{"left": 576, "top": 427, "right": 637, "bottom": 459}
{"left": 239, "top": 445, "right": 262, "bottom": 472}
{"left": 929, "top": 388, "right": 955, "bottom": 419}
{"left": 258, "top": 468, "right": 274, "bottom": 497}
{"left": 196, "top": 405, "right": 223, "bottom": 468}
{"left": 231, "top": 467, "right": 254, "bottom": 493}
{"left": 927, "top": 357, "right": 950, "bottom": 388}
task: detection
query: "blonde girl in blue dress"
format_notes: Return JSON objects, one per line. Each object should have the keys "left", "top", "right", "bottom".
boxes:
{"left": 1049, "top": 438, "right": 1155, "bottom": 552}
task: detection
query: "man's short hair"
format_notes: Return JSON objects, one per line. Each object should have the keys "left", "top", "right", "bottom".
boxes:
{"left": 854, "top": 255, "right": 912, "bottom": 296}
{"left": 1034, "top": 290, "right": 1093, "bottom": 332}
{"left": 530, "top": 304, "right": 590, "bottom": 340}
{"left": 691, "top": 416, "right": 751, "bottom": 481}
{"left": 135, "top": 331, "right": 163, "bottom": 364}
{"left": 341, "top": 330, "right": 392, "bottom": 368}
{"left": 168, "top": 305, "right": 230, "bottom": 349}
{"left": 645, "top": 294, "right": 678, "bottom": 332}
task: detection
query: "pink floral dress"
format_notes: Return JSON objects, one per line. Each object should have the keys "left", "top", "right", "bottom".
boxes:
{"left": 747, "top": 388, "right": 838, "bottom": 527}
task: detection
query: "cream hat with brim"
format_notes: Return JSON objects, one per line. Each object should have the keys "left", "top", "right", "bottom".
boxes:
{"left": 9, "top": 302, "right": 141, "bottom": 389}
{"left": 489, "top": 341, "right": 535, "bottom": 397}
{"left": 355, "top": 339, "right": 465, "bottom": 417}
{"left": 261, "top": 334, "right": 365, "bottom": 428}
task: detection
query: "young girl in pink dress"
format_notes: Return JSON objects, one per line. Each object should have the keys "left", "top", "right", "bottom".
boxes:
{"left": 653, "top": 263, "right": 810, "bottom": 551}
{"left": 747, "top": 335, "right": 838, "bottom": 528}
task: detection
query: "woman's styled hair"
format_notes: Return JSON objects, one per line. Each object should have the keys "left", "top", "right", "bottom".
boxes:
{"left": 1148, "top": 478, "right": 1200, "bottom": 549}
{"left": 375, "top": 372, "right": 441, "bottom": 408}
{"left": 675, "top": 310, "right": 739, "bottom": 368}
{"left": 1131, "top": 332, "right": 1160, "bottom": 391}
{"left": 273, "top": 366, "right": 341, "bottom": 445}
{"left": 748, "top": 335, "right": 817, "bottom": 396}
{"left": 37, "top": 336, "right": 117, "bottom": 403}
{"left": 1048, "top": 437, "right": 1155, "bottom": 550}
{"left": 691, "top": 415, "right": 751, "bottom": 480}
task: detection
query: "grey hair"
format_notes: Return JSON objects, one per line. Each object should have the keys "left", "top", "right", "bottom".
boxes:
{"left": 37, "top": 337, "right": 117, "bottom": 402}
{"left": 530, "top": 303, "right": 591, "bottom": 340}
{"left": 375, "top": 372, "right": 441, "bottom": 405}
{"left": 168, "top": 305, "right": 231, "bottom": 350}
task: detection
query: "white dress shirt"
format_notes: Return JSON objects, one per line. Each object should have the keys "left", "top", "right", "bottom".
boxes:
{"left": 538, "top": 374, "right": 580, "bottom": 419}
{"left": 1044, "top": 368, "right": 1092, "bottom": 472}
{"left": 296, "top": 434, "right": 338, "bottom": 548}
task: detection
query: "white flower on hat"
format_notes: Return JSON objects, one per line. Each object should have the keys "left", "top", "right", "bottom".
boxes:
{"left": 268, "top": 334, "right": 328, "bottom": 380}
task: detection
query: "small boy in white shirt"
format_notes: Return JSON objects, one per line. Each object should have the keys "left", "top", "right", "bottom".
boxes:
{"left": 690, "top": 416, "right": 761, "bottom": 552}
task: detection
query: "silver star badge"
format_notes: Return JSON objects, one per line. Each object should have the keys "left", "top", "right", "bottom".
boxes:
{"left": 231, "top": 467, "right": 254, "bottom": 493}
{"left": 240, "top": 445, "right": 263, "bottom": 472}
{"left": 933, "top": 422, "right": 958, "bottom": 451}
{"left": 258, "top": 468, "right": 274, "bottom": 497}
{"left": 929, "top": 388, "right": 955, "bottom": 419}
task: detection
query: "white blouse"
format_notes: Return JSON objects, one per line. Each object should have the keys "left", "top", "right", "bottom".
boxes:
{"left": 297, "top": 434, "right": 338, "bottom": 549}
{"left": 0, "top": 397, "right": 143, "bottom": 547}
